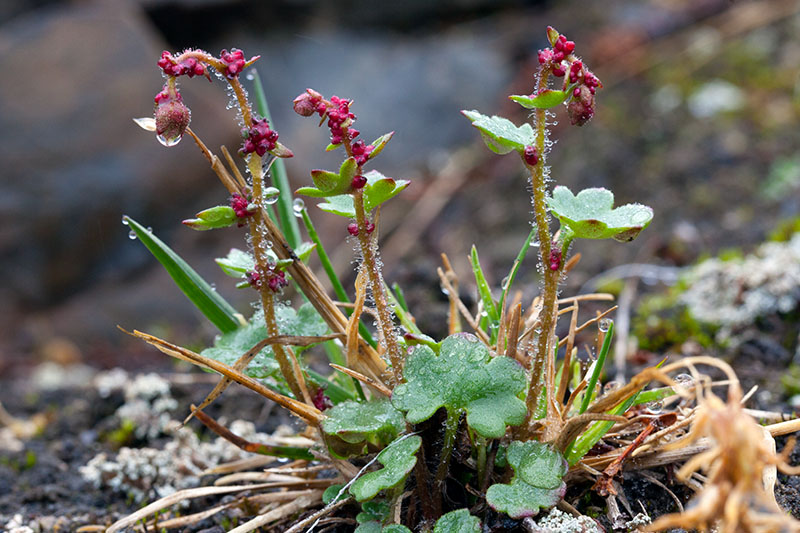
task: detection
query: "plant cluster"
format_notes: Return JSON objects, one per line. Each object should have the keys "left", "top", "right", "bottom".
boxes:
{"left": 111, "top": 27, "right": 800, "bottom": 533}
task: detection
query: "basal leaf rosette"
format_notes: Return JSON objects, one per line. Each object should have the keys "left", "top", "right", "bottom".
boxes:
{"left": 433, "top": 509, "right": 481, "bottom": 532}
{"left": 321, "top": 399, "right": 406, "bottom": 457}
{"left": 461, "top": 110, "right": 536, "bottom": 155}
{"left": 201, "top": 303, "right": 327, "bottom": 379}
{"left": 349, "top": 435, "right": 422, "bottom": 502}
{"left": 486, "top": 440, "right": 567, "bottom": 519}
{"left": 546, "top": 186, "right": 653, "bottom": 243}
{"left": 391, "top": 333, "right": 527, "bottom": 438}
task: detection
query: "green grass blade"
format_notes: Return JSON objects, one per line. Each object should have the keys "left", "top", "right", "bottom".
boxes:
{"left": 250, "top": 68, "right": 302, "bottom": 249}
{"left": 386, "top": 282, "right": 421, "bottom": 335}
{"left": 579, "top": 320, "right": 614, "bottom": 414}
{"left": 300, "top": 207, "right": 376, "bottom": 348}
{"left": 470, "top": 245, "right": 500, "bottom": 342}
{"left": 499, "top": 225, "right": 536, "bottom": 314}
{"left": 124, "top": 216, "right": 240, "bottom": 333}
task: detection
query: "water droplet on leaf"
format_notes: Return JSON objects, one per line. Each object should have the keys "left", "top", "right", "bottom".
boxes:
{"left": 128, "top": 230, "right": 137, "bottom": 240}
{"left": 264, "top": 187, "right": 280, "bottom": 205}
{"left": 121, "top": 217, "right": 129, "bottom": 226}
{"left": 598, "top": 318, "right": 611, "bottom": 332}
{"left": 645, "top": 400, "right": 663, "bottom": 414}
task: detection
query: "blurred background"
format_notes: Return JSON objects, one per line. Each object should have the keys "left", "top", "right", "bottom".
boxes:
{"left": 2, "top": 0, "right": 800, "bottom": 377}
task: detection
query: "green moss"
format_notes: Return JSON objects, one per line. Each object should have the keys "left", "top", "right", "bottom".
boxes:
{"left": 632, "top": 288, "right": 718, "bottom": 353}
{"left": 769, "top": 216, "right": 800, "bottom": 243}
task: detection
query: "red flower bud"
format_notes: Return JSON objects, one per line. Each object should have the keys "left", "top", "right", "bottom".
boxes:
{"left": 347, "top": 223, "right": 359, "bottom": 236}
{"left": 351, "top": 175, "right": 367, "bottom": 189}
{"left": 567, "top": 85, "right": 596, "bottom": 126}
{"left": 293, "top": 89, "right": 322, "bottom": 117}
{"left": 549, "top": 249, "right": 562, "bottom": 271}
{"left": 154, "top": 88, "right": 190, "bottom": 146}
{"left": 523, "top": 145, "right": 538, "bottom": 166}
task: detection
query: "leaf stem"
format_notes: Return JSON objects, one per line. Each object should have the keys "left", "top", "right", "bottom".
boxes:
{"left": 433, "top": 409, "right": 460, "bottom": 514}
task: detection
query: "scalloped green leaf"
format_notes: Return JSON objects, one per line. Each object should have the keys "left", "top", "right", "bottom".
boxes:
{"left": 356, "top": 501, "right": 390, "bottom": 525}
{"left": 363, "top": 171, "right": 410, "bottom": 212}
{"left": 433, "top": 509, "right": 481, "bottom": 533}
{"left": 201, "top": 303, "right": 327, "bottom": 379}
{"left": 546, "top": 186, "right": 654, "bottom": 242}
{"left": 317, "top": 194, "right": 356, "bottom": 217}
{"left": 322, "top": 484, "right": 345, "bottom": 504}
{"left": 462, "top": 110, "right": 535, "bottom": 155}
{"left": 355, "top": 524, "right": 411, "bottom": 533}
{"left": 391, "top": 333, "right": 527, "bottom": 438}
{"left": 322, "top": 399, "right": 405, "bottom": 450}
{"left": 317, "top": 171, "right": 410, "bottom": 218}
{"left": 486, "top": 441, "right": 567, "bottom": 519}
{"left": 216, "top": 248, "right": 256, "bottom": 278}
{"left": 509, "top": 90, "right": 569, "bottom": 110}
{"left": 349, "top": 435, "right": 421, "bottom": 502}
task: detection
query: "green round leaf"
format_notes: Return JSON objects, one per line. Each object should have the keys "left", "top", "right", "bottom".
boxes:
{"left": 349, "top": 435, "right": 422, "bottom": 502}
{"left": 391, "top": 333, "right": 527, "bottom": 438}
{"left": 433, "top": 509, "right": 481, "bottom": 533}
{"left": 215, "top": 248, "right": 255, "bottom": 277}
{"left": 546, "top": 186, "right": 653, "bottom": 242}
{"left": 486, "top": 441, "right": 567, "bottom": 519}
{"left": 462, "top": 110, "right": 536, "bottom": 155}
{"left": 322, "top": 399, "right": 405, "bottom": 446}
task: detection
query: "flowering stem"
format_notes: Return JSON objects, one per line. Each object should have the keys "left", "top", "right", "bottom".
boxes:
{"left": 352, "top": 191, "right": 403, "bottom": 384}
{"left": 524, "top": 68, "right": 565, "bottom": 437}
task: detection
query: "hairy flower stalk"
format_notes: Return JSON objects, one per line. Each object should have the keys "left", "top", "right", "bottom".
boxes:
{"left": 346, "top": 146, "right": 404, "bottom": 385}
{"left": 157, "top": 48, "right": 308, "bottom": 403}
{"left": 524, "top": 68, "right": 564, "bottom": 437}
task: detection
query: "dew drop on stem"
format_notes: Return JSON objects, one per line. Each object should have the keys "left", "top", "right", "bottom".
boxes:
{"left": 673, "top": 373, "right": 694, "bottom": 390}
{"left": 264, "top": 187, "right": 280, "bottom": 205}
{"left": 156, "top": 133, "right": 182, "bottom": 147}
{"left": 292, "top": 198, "right": 305, "bottom": 217}
{"left": 598, "top": 318, "right": 611, "bottom": 332}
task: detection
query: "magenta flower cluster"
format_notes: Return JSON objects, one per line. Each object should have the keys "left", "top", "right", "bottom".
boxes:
{"left": 157, "top": 51, "right": 207, "bottom": 78}
{"left": 229, "top": 192, "right": 255, "bottom": 219}
{"left": 246, "top": 266, "right": 288, "bottom": 293}
{"left": 293, "top": 89, "right": 378, "bottom": 156}
{"left": 219, "top": 49, "right": 247, "bottom": 79}
{"left": 537, "top": 30, "right": 602, "bottom": 127}
{"left": 240, "top": 118, "right": 280, "bottom": 157}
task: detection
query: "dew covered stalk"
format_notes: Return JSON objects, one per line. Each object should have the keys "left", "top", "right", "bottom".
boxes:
{"left": 525, "top": 68, "right": 565, "bottom": 433}
{"left": 352, "top": 188, "right": 403, "bottom": 384}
